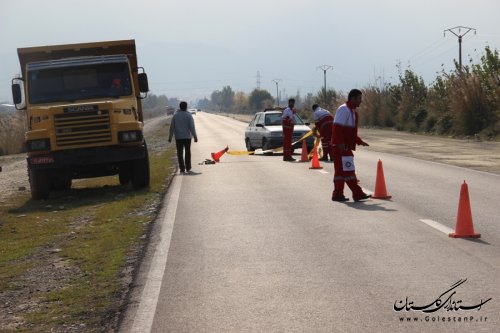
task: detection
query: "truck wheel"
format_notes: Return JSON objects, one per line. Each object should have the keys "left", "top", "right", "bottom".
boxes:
{"left": 52, "top": 177, "right": 72, "bottom": 191}
{"left": 119, "top": 164, "right": 132, "bottom": 185}
{"left": 131, "top": 145, "right": 150, "bottom": 189}
{"left": 29, "top": 168, "right": 51, "bottom": 200}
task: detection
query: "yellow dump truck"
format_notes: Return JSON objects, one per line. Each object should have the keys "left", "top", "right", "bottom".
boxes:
{"left": 11, "top": 39, "right": 150, "bottom": 199}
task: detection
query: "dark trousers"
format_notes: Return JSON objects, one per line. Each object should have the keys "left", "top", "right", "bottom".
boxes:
{"left": 175, "top": 139, "right": 192, "bottom": 172}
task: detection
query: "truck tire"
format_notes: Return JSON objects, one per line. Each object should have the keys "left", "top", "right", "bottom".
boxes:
{"left": 119, "top": 163, "right": 132, "bottom": 185}
{"left": 29, "top": 168, "right": 51, "bottom": 200}
{"left": 131, "top": 144, "right": 150, "bottom": 189}
{"left": 52, "top": 177, "right": 72, "bottom": 191}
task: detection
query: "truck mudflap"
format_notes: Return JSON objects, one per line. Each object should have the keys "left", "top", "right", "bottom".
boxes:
{"left": 27, "top": 144, "right": 146, "bottom": 170}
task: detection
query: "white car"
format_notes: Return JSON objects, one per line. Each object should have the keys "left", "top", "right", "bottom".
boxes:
{"left": 244, "top": 109, "right": 314, "bottom": 152}
{"left": 188, "top": 108, "right": 197, "bottom": 115}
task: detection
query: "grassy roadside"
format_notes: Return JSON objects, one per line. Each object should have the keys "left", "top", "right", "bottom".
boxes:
{"left": 0, "top": 119, "right": 174, "bottom": 332}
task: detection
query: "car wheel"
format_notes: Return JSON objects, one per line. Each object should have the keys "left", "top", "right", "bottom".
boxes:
{"left": 262, "top": 138, "right": 269, "bottom": 150}
{"left": 262, "top": 138, "right": 273, "bottom": 155}
{"left": 245, "top": 138, "right": 254, "bottom": 152}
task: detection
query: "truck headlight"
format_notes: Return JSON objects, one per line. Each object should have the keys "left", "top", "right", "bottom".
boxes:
{"left": 27, "top": 139, "right": 50, "bottom": 152}
{"left": 119, "top": 131, "right": 143, "bottom": 143}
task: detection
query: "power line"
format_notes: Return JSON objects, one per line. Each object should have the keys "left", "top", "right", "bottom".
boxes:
{"left": 444, "top": 26, "right": 477, "bottom": 68}
{"left": 316, "top": 65, "right": 333, "bottom": 91}
{"left": 271, "top": 79, "right": 282, "bottom": 106}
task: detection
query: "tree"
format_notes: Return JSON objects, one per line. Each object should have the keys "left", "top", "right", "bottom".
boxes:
{"left": 211, "top": 90, "right": 223, "bottom": 111}
{"left": 157, "top": 95, "right": 168, "bottom": 107}
{"left": 168, "top": 97, "right": 180, "bottom": 108}
{"left": 248, "top": 89, "right": 274, "bottom": 110}
{"left": 233, "top": 91, "right": 249, "bottom": 113}
{"left": 396, "top": 66, "right": 428, "bottom": 131}
{"left": 220, "top": 85, "right": 235, "bottom": 111}
{"left": 314, "top": 88, "right": 339, "bottom": 111}
{"left": 197, "top": 97, "right": 211, "bottom": 110}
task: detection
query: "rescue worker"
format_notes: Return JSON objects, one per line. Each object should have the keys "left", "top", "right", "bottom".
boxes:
{"left": 282, "top": 98, "right": 296, "bottom": 161}
{"left": 312, "top": 104, "right": 334, "bottom": 161}
{"left": 331, "top": 89, "right": 371, "bottom": 202}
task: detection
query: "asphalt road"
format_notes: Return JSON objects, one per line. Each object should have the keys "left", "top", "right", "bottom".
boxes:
{"left": 122, "top": 112, "right": 500, "bottom": 333}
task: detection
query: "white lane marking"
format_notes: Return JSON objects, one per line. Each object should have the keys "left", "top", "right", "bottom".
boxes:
{"left": 129, "top": 175, "right": 183, "bottom": 333}
{"left": 317, "top": 169, "right": 329, "bottom": 174}
{"left": 420, "top": 219, "right": 455, "bottom": 235}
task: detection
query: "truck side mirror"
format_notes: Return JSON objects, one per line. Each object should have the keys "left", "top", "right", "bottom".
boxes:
{"left": 12, "top": 83, "right": 22, "bottom": 105}
{"left": 138, "top": 73, "right": 149, "bottom": 93}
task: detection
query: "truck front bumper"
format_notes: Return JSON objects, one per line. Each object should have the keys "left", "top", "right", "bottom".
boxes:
{"left": 27, "top": 144, "right": 146, "bottom": 170}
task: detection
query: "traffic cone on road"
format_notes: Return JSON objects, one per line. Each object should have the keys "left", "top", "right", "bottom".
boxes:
{"left": 211, "top": 146, "right": 229, "bottom": 162}
{"left": 300, "top": 140, "right": 309, "bottom": 162}
{"left": 449, "top": 181, "right": 481, "bottom": 238}
{"left": 372, "top": 159, "right": 392, "bottom": 199}
{"left": 309, "top": 148, "right": 323, "bottom": 169}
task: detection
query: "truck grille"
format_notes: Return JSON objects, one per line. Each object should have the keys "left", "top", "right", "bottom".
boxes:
{"left": 54, "top": 110, "right": 112, "bottom": 147}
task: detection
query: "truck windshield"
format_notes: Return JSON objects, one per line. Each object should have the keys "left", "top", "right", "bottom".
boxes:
{"left": 28, "top": 62, "right": 133, "bottom": 104}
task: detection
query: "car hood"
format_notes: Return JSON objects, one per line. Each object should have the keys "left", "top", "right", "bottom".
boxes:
{"left": 265, "top": 125, "right": 311, "bottom": 132}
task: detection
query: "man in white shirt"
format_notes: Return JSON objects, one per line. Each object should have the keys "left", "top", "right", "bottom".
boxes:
{"left": 331, "top": 89, "right": 371, "bottom": 202}
{"left": 281, "top": 98, "right": 296, "bottom": 161}
{"left": 312, "top": 104, "right": 334, "bottom": 161}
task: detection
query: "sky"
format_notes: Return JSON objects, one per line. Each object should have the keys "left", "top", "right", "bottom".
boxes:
{"left": 1, "top": 0, "right": 499, "bottom": 104}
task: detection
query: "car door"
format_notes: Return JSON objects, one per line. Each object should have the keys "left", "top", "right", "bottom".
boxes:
{"left": 254, "top": 113, "right": 267, "bottom": 148}
{"left": 246, "top": 114, "right": 259, "bottom": 147}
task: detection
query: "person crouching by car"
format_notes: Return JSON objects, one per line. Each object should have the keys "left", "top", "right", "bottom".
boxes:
{"left": 168, "top": 101, "right": 198, "bottom": 174}
{"left": 282, "top": 98, "right": 296, "bottom": 161}
{"left": 312, "top": 104, "right": 334, "bottom": 162}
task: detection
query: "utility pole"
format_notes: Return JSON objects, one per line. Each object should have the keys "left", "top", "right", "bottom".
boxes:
{"left": 444, "top": 26, "right": 476, "bottom": 68}
{"left": 316, "top": 65, "right": 333, "bottom": 91}
{"left": 272, "top": 79, "right": 282, "bottom": 106}
{"left": 256, "top": 71, "right": 261, "bottom": 89}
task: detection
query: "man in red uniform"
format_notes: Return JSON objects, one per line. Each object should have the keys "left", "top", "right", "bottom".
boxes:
{"left": 331, "top": 89, "right": 371, "bottom": 202}
{"left": 312, "top": 104, "right": 334, "bottom": 161}
{"left": 282, "top": 98, "right": 296, "bottom": 161}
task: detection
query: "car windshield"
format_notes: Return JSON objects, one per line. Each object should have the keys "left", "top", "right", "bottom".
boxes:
{"left": 28, "top": 62, "right": 133, "bottom": 104}
{"left": 262, "top": 113, "right": 305, "bottom": 126}
{"left": 294, "top": 114, "right": 305, "bottom": 125}
{"left": 264, "top": 114, "right": 282, "bottom": 126}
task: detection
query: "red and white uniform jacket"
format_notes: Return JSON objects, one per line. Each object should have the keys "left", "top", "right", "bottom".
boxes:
{"left": 331, "top": 102, "right": 364, "bottom": 151}
{"left": 313, "top": 107, "right": 333, "bottom": 133}
{"left": 282, "top": 107, "right": 295, "bottom": 126}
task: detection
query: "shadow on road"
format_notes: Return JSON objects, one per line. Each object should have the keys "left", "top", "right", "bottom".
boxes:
{"left": 463, "top": 238, "right": 491, "bottom": 245}
{"left": 344, "top": 201, "right": 398, "bottom": 212}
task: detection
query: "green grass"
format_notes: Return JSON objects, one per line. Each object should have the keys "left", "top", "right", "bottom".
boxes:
{"left": 0, "top": 121, "right": 175, "bottom": 332}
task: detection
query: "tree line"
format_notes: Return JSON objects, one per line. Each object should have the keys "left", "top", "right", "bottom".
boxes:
{"left": 205, "top": 46, "right": 499, "bottom": 139}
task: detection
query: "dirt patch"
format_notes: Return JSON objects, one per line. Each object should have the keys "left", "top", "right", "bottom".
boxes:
{"left": 0, "top": 242, "right": 83, "bottom": 332}
{"left": 360, "top": 128, "right": 500, "bottom": 175}
{"left": 0, "top": 116, "right": 172, "bottom": 332}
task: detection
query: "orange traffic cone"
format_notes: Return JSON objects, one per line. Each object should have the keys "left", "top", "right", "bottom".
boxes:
{"left": 211, "top": 146, "right": 229, "bottom": 162}
{"left": 309, "top": 148, "right": 323, "bottom": 169}
{"left": 449, "top": 181, "right": 480, "bottom": 238}
{"left": 372, "top": 159, "right": 392, "bottom": 199}
{"left": 300, "top": 140, "right": 309, "bottom": 162}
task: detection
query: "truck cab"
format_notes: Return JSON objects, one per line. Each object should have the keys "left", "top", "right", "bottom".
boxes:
{"left": 11, "top": 40, "right": 150, "bottom": 199}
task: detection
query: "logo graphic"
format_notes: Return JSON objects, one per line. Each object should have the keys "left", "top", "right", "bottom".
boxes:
{"left": 394, "top": 279, "right": 491, "bottom": 313}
